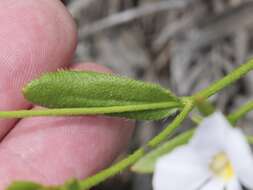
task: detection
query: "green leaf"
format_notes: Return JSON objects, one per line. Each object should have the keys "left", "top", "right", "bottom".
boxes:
{"left": 6, "top": 180, "right": 79, "bottom": 190}
{"left": 110, "top": 108, "right": 178, "bottom": 120}
{"left": 7, "top": 181, "right": 42, "bottom": 190}
{"left": 132, "top": 130, "right": 194, "bottom": 173}
{"left": 23, "top": 71, "right": 181, "bottom": 120}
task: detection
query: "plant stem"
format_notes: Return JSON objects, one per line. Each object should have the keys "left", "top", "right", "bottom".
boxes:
{"left": 147, "top": 99, "right": 194, "bottom": 147}
{"left": 132, "top": 127, "right": 253, "bottom": 173}
{"left": 0, "top": 102, "right": 181, "bottom": 118}
{"left": 79, "top": 99, "right": 194, "bottom": 190}
{"left": 247, "top": 136, "right": 253, "bottom": 144}
{"left": 132, "top": 129, "right": 195, "bottom": 173}
{"left": 193, "top": 59, "right": 253, "bottom": 100}
{"left": 78, "top": 99, "right": 253, "bottom": 190}
{"left": 79, "top": 149, "right": 144, "bottom": 189}
{"left": 77, "top": 59, "right": 253, "bottom": 189}
{"left": 228, "top": 100, "right": 253, "bottom": 125}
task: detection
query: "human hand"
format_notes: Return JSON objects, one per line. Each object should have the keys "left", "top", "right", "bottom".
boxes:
{"left": 0, "top": 0, "right": 134, "bottom": 189}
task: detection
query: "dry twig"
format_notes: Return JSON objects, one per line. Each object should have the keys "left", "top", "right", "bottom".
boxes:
{"left": 191, "top": 1, "right": 253, "bottom": 49}
{"left": 68, "top": 0, "right": 94, "bottom": 18}
{"left": 79, "top": 0, "right": 190, "bottom": 39}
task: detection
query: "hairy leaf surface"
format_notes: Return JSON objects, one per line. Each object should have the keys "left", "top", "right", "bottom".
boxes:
{"left": 23, "top": 71, "right": 181, "bottom": 120}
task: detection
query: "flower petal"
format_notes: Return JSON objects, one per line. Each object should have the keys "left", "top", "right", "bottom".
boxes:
{"left": 189, "top": 112, "right": 232, "bottom": 159}
{"left": 225, "top": 128, "right": 253, "bottom": 189}
{"left": 226, "top": 178, "right": 242, "bottom": 190}
{"left": 200, "top": 178, "right": 224, "bottom": 190}
{"left": 153, "top": 146, "right": 209, "bottom": 190}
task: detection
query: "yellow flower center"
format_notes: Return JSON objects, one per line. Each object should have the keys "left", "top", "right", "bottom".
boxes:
{"left": 209, "top": 152, "right": 234, "bottom": 182}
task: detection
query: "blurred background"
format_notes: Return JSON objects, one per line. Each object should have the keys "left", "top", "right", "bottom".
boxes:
{"left": 61, "top": 0, "right": 253, "bottom": 189}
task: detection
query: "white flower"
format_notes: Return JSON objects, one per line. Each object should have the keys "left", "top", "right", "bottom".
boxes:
{"left": 153, "top": 112, "right": 253, "bottom": 190}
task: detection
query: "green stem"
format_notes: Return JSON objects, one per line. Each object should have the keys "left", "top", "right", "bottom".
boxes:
{"left": 147, "top": 99, "right": 194, "bottom": 147}
{"left": 132, "top": 127, "right": 253, "bottom": 174}
{"left": 79, "top": 99, "right": 194, "bottom": 190}
{"left": 79, "top": 149, "right": 144, "bottom": 189}
{"left": 228, "top": 100, "right": 253, "bottom": 125}
{"left": 132, "top": 129, "right": 195, "bottom": 173}
{"left": 77, "top": 59, "right": 253, "bottom": 189}
{"left": 79, "top": 100, "right": 253, "bottom": 190}
{"left": 0, "top": 102, "right": 180, "bottom": 119}
{"left": 247, "top": 136, "right": 253, "bottom": 144}
{"left": 193, "top": 59, "right": 253, "bottom": 100}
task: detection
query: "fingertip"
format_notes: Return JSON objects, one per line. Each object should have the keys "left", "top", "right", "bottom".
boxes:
{"left": 0, "top": 0, "right": 77, "bottom": 139}
{"left": 0, "top": 115, "right": 135, "bottom": 187}
{"left": 0, "top": 0, "right": 78, "bottom": 79}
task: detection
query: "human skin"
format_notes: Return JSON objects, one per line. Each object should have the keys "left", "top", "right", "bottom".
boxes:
{"left": 0, "top": 0, "right": 134, "bottom": 188}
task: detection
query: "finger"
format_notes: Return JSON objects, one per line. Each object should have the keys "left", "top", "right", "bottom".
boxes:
{"left": 0, "top": 63, "right": 135, "bottom": 189}
{"left": 0, "top": 0, "right": 77, "bottom": 138}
